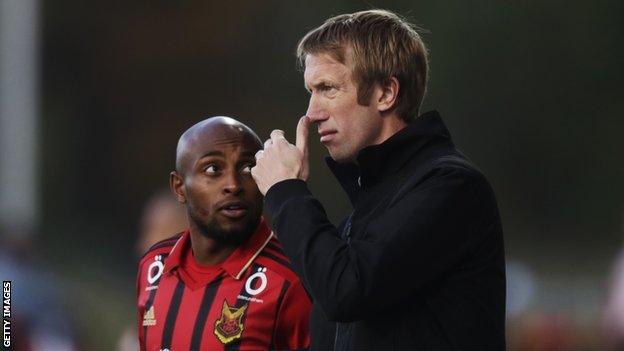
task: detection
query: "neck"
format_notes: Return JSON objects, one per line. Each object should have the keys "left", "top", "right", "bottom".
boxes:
{"left": 373, "top": 113, "right": 407, "bottom": 145}
{"left": 188, "top": 223, "right": 237, "bottom": 266}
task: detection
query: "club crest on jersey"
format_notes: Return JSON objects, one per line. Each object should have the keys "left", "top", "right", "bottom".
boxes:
{"left": 214, "top": 300, "right": 247, "bottom": 344}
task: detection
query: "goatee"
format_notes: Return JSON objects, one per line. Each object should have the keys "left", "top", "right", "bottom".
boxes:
{"left": 189, "top": 210, "right": 259, "bottom": 246}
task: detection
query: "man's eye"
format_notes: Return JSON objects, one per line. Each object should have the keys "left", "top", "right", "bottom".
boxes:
{"left": 205, "top": 165, "right": 219, "bottom": 174}
{"left": 321, "top": 85, "right": 337, "bottom": 95}
{"left": 241, "top": 165, "right": 253, "bottom": 174}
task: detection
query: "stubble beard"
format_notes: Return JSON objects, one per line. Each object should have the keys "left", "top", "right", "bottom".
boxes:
{"left": 188, "top": 207, "right": 259, "bottom": 246}
{"left": 329, "top": 143, "right": 358, "bottom": 163}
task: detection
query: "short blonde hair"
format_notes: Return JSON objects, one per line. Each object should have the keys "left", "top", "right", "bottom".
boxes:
{"left": 297, "top": 9, "right": 429, "bottom": 121}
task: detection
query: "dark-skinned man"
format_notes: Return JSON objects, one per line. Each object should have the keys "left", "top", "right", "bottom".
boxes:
{"left": 137, "top": 116, "right": 311, "bottom": 351}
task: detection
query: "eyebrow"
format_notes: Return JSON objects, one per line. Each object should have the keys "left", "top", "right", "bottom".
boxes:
{"left": 240, "top": 150, "right": 257, "bottom": 158}
{"left": 305, "top": 79, "right": 337, "bottom": 92}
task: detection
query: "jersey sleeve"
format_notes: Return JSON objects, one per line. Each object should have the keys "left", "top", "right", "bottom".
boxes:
{"left": 136, "top": 259, "right": 149, "bottom": 351}
{"left": 136, "top": 259, "right": 147, "bottom": 351}
{"left": 272, "top": 280, "right": 312, "bottom": 350}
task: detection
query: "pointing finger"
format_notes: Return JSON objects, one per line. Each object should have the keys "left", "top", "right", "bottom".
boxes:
{"left": 296, "top": 116, "right": 310, "bottom": 181}
{"left": 296, "top": 116, "right": 309, "bottom": 155}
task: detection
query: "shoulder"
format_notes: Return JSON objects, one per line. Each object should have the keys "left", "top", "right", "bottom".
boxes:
{"left": 137, "top": 232, "right": 185, "bottom": 291}
{"left": 138, "top": 232, "right": 184, "bottom": 266}
{"left": 255, "top": 236, "right": 302, "bottom": 284}
{"left": 393, "top": 150, "right": 496, "bottom": 206}
{"left": 414, "top": 152, "right": 500, "bottom": 217}
{"left": 416, "top": 149, "right": 491, "bottom": 189}
{"left": 435, "top": 155, "right": 487, "bottom": 183}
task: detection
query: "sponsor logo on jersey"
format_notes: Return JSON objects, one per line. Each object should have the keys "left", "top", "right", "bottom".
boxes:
{"left": 148, "top": 255, "right": 165, "bottom": 283}
{"left": 214, "top": 300, "right": 247, "bottom": 344}
{"left": 142, "top": 306, "right": 156, "bottom": 326}
{"left": 237, "top": 294, "right": 264, "bottom": 304}
{"left": 145, "top": 255, "right": 165, "bottom": 291}
{"left": 244, "top": 267, "right": 268, "bottom": 296}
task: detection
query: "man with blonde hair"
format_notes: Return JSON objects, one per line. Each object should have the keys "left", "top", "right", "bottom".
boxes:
{"left": 252, "top": 9, "right": 506, "bottom": 351}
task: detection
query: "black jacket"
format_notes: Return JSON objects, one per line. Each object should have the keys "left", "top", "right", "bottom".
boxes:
{"left": 265, "top": 111, "right": 506, "bottom": 351}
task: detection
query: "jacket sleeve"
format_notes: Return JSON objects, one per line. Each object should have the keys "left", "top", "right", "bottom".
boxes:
{"left": 265, "top": 167, "right": 499, "bottom": 322}
{"left": 271, "top": 280, "right": 312, "bottom": 350}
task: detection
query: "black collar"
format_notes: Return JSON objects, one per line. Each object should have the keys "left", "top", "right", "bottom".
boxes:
{"left": 326, "top": 110, "right": 452, "bottom": 204}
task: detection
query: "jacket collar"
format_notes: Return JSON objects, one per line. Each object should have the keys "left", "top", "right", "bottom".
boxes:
{"left": 164, "top": 217, "right": 274, "bottom": 280}
{"left": 326, "top": 110, "right": 452, "bottom": 203}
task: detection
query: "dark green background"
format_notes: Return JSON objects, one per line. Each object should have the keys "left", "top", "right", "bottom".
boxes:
{"left": 35, "top": 0, "right": 624, "bottom": 348}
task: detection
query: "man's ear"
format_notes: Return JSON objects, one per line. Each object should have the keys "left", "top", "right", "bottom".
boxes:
{"left": 170, "top": 171, "right": 186, "bottom": 204}
{"left": 376, "top": 77, "right": 399, "bottom": 113}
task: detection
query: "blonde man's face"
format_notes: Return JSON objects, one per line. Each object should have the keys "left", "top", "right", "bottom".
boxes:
{"left": 303, "top": 53, "right": 384, "bottom": 163}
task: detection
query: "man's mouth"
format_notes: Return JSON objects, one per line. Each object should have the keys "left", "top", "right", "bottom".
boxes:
{"left": 318, "top": 130, "right": 337, "bottom": 143}
{"left": 218, "top": 201, "right": 248, "bottom": 219}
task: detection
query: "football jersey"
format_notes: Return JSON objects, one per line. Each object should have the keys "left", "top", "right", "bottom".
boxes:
{"left": 137, "top": 219, "right": 311, "bottom": 351}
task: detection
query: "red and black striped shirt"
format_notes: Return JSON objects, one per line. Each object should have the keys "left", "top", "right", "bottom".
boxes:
{"left": 137, "top": 219, "right": 311, "bottom": 351}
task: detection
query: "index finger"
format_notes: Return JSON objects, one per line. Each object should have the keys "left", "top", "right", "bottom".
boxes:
{"left": 295, "top": 116, "right": 310, "bottom": 154}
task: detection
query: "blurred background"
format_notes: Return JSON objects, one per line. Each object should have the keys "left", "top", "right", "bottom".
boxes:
{"left": 1, "top": 0, "right": 623, "bottom": 349}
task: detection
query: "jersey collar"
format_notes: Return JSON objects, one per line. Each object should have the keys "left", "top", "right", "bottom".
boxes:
{"left": 164, "top": 218, "right": 274, "bottom": 280}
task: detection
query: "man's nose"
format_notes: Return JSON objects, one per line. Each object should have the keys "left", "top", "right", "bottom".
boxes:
{"left": 306, "top": 94, "right": 328, "bottom": 122}
{"left": 223, "top": 171, "right": 242, "bottom": 195}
